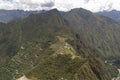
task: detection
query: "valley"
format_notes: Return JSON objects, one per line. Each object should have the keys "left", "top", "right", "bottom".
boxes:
{"left": 0, "top": 8, "right": 120, "bottom": 80}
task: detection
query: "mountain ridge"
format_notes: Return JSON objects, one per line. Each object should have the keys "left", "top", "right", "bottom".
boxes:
{"left": 99, "top": 10, "right": 120, "bottom": 23}
{"left": 0, "top": 8, "right": 119, "bottom": 80}
{"left": 64, "top": 8, "right": 120, "bottom": 59}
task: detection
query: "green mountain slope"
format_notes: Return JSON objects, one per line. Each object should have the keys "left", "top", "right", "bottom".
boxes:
{"left": 64, "top": 8, "right": 120, "bottom": 60}
{"left": 0, "top": 9, "right": 112, "bottom": 80}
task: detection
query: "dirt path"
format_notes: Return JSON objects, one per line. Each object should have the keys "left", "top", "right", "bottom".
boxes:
{"left": 112, "top": 69, "right": 120, "bottom": 80}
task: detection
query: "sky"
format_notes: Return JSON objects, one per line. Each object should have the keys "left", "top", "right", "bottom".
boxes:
{"left": 0, "top": 0, "right": 120, "bottom": 12}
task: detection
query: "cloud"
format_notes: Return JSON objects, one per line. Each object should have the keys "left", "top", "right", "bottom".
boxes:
{"left": 0, "top": 0, "right": 120, "bottom": 12}
{"left": 41, "top": 1, "right": 54, "bottom": 8}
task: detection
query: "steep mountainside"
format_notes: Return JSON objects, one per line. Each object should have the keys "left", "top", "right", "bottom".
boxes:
{"left": 64, "top": 8, "right": 120, "bottom": 60}
{"left": 99, "top": 10, "right": 120, "bottom": 23}
{"left": 0, "top": 10, "right": 42, "bottom": 23}
{"left": 0, "top": 9, "right": 111, "bottom": 80}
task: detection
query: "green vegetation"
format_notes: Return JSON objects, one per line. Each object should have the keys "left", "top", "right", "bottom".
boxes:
{"left": 64, "top": 8, "right": 120, "bottom": 59}
{"left": 0, "top": 8, "right": 119, "bottom": 80}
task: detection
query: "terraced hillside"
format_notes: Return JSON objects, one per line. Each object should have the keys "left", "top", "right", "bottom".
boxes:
{"left": 0, "top": 9, "right": 112, "bottom": 80}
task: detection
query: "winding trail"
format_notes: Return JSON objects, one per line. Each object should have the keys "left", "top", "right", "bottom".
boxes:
{"left": 112, "top": 69, "right": 120, "bottom": 80}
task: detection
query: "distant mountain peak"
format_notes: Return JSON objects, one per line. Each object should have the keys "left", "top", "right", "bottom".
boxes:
{"left": 70, "top": 8, "right": 92, "bottom": 14}
{"left": 99, "top": 10, "right": 120, "bottom": 23}
{"left": 47, "top": 8, "right": 60, "bottom": 15}
{"left": 49, "top": 8, "right": 58, "bottom": 12}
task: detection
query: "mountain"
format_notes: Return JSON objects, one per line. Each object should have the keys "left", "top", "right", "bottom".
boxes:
{"left": 0, "top": 9, "right": 112, "bottom": 80}
{"left": 1, "top": 9, "right": 120, "bottom": 24}
{"left": 99, "top": 10, "right": 120, "bottom": 23}
{"left": 64, "top": 8, "right": 120, "bottom": 60}
{"left": 0, "top": 10, "right": 43, "bottom": 23}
